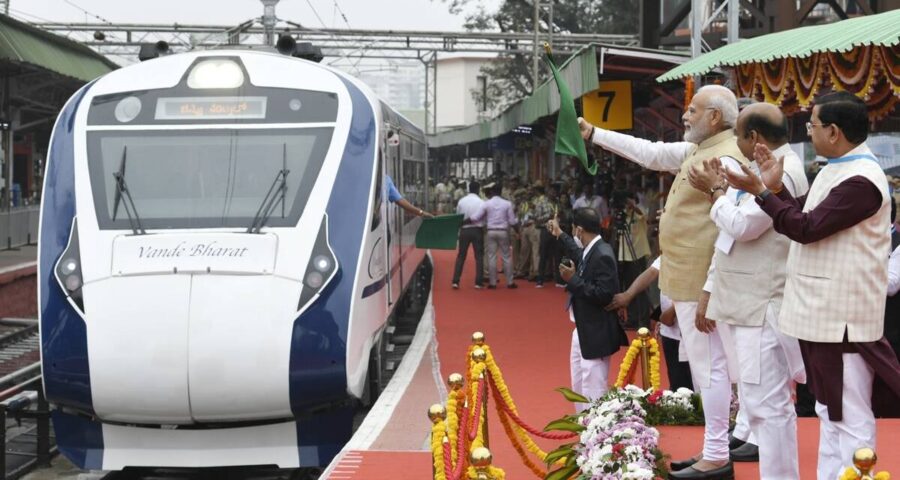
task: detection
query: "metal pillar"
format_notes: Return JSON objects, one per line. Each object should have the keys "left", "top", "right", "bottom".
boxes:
{"left": 640, "top": 0, "right": 661, "bottom": 49}
{"left": 690, "top": 0, "right": 741, "bottom": 58}
{"left": 532, "top": 0, "right": 540, "bottom": 90}
{"left": 727, "top": 0, "right": 739, "bottom": 45}
{"left": 690, "top": 0, "right": 704, "bottom": 58}
{"left": 260, "top": 0, "right": 280, "bottom": 46}
{"left": 422, "top": 51, "right": 437, "bottom": 135}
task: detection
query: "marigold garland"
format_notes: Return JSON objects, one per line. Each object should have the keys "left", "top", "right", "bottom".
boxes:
{"left": 648, "top": 338, "right": 661, "bottom": 391}
{"left": 615, "top": 337, "right": 662, "bottom": 391}
{"left": 839, "top": 467, "right": 890, "bottom": 480}
{"left": 467, "top": 465, "right": 506, "bottom": 479}
{"left": 431, "top": 422, "right": 447, "bottom": 480}
{"left": 446, "top": 389, "right": 462, "bottom": 466}
{"left": 482, "top": 345, "right": 561, "bottom": 465}
{"left": 492, "top": 388, "right": 547, "bottom": 478}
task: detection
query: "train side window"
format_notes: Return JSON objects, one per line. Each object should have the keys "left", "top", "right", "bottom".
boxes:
{"left": 370, "top": 156, "right": 382, "bottom": 231}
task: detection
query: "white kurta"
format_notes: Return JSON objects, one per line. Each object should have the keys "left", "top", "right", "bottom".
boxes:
{"left": 703, "top": 146, "right": 809, "bottom": 478}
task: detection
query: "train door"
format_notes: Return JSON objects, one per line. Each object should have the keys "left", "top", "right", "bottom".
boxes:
{"left": 384, "top": 128, "right": 403, "bottom": 307}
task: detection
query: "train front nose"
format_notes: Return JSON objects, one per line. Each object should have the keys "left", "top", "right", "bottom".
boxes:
{"left": 85, "top": 275, "right": 194, "bottom": 424}
{"left": 85, "top": 233, "right": 301, "bottom": 424}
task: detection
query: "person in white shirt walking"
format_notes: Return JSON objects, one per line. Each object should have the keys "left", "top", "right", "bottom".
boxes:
{"left": 688, "top": 103, "right": 809, "bottom": 477}
{"left": 471, "top": 183, "right": 518, "bottom": 289}
{"left": 452, "top": 181, "right": 485, "bottom": 289}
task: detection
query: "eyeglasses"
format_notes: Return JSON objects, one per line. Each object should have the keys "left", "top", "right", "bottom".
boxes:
{"left": 686, "top": 106, "right": 718, "bottom": 115}
{"left": 806, "top": 122, "right": 831, "bottom": 134}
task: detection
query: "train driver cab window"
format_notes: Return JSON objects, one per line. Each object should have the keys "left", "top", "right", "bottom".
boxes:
{"left": 86, "top": 128, "right": 333, "bottom": 230}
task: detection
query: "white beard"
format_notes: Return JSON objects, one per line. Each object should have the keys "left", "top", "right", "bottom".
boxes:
{"left": 683, "top": 121, "right": 713, "bottom": 144}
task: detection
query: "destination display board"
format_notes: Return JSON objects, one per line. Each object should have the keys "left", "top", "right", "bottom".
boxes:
{"left": 155, "top": 97, "right": 268, "bottom": 120}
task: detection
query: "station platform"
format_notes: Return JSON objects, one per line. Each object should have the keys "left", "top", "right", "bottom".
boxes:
{"left": 323, "top": 249, "right": 900, "bottom": 479}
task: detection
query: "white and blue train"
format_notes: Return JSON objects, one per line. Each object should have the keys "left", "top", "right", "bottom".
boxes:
{"left": 39, "top": 49, "right": 430, "bottom": 470}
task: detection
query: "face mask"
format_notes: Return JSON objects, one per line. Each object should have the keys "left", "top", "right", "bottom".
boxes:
{"left": 573, "top": 229, "right": 584, "bottom": 248}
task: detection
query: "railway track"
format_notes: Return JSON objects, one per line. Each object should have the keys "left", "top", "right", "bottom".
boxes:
{"left": 0, "top": 319, "right": 41, "bottom": 390}
{"left": 0, "top": 318, "right": 54, "bottom": 480}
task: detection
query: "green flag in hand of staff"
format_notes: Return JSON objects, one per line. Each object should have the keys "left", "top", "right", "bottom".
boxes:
{"left": 544, "top": 45, "right": 597, "bottom": 175}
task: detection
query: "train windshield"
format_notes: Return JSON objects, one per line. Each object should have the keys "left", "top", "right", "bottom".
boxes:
{"left": 86, "top": 128, "right": 333, "bottom": 230}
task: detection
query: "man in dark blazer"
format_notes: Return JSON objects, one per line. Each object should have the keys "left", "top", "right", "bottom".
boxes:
{"left": 549, "top": 208, "right": 629, "bottom": 411}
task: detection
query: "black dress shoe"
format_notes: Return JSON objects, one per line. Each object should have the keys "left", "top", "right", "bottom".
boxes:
{"left": 727, "top": 433, "right": 746, "bottom": 450}
{"left": 668, "top": 462, "right": 734, "bottom": 479}
{"left": 670, "top": 456, "right": 700, "bottom": 472}
{"left": 729, "top": 442, "right": 759, "bottom": 462}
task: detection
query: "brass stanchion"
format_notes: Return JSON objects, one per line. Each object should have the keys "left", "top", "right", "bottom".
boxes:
{"left": 471, "top": 347, "right": 489, "bottom": 449}
{"left": 637, "top": 327, "right": 651, "bottom": 390}
{"left": 470, "top": 446, "right": 493, "bottom": 480}
{"left": 472, "top": 331, "right": 485, "bottom": 346}
{"left": 429, "top": 404, "right": 447, "bottom": 480}
{"left": 448, "top": 372, "right": 465, "bottom": 391}
{"left": 853, "top": 447, "right": 878, "bottom": 480}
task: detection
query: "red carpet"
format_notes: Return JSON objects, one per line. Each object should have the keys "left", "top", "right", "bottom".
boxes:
{"left": 430, "top": 249, "right": 900, "bottom": 478}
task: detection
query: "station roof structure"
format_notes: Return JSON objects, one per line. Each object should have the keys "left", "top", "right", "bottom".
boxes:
{"left": 657, "top": 9, "right": 900, "bottom": 82}
{"left": 0, "top": 14, "right": 117, "bottom": 82}
{"left": 428, "top": 44, "right": 690, "bottom": 148}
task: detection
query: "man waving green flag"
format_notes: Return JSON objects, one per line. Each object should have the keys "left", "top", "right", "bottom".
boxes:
{"left": 544, "top": 45, "right": 597, "bottom": 175}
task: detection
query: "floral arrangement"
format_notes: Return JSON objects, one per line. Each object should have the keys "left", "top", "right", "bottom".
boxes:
{"left": 544, "top": 386, "right": 704, "bottom": 480}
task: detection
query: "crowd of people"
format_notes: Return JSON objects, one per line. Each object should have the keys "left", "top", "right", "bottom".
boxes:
{"left": 437, "top": 165, "right": 657, "bottom": 327}
{"left": 439, "top": 87, "right": 900, "bottom": 480}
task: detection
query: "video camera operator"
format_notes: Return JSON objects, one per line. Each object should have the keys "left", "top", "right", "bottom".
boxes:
{"left": 610, "top": 190, "right": 652, "bottom": 329}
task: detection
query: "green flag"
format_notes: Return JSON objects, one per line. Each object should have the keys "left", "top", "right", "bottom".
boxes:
{"left": 544, "top": 52, "right": 597, "bottom": 175}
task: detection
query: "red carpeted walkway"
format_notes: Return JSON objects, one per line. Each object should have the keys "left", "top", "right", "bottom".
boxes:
{"left": 323, "top": 250, "right": 900, "bottom": 478}
{"left": 429, "top": 249, "right": 900, "bottom": 478}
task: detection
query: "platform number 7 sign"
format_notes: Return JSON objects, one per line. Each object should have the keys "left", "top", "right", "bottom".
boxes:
{"left": 583, "top": 80, "right": 633, "bottom": 131}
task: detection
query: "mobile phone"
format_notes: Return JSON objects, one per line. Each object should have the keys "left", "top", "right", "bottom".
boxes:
{"left": 561, "top": 257, "right": 574, "bottom": 268}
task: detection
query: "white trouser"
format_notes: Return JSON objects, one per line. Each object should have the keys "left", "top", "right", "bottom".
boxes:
{"left": 486, "top": 230, "right": 513, "bottom": 286}
{"left": 731, "top": 389, "right": 757, "bottom": 446}
{"left": 733, "top": 305, "right": 800, "bottom": 479}
{"left": 570, "top": 329, "right": 610, "bottom": 412}
{"left": 815, "top": 353, "right": 875, "bottom": 480}
{"left": 674, "top": 301, "right": 732, "bottom": 462}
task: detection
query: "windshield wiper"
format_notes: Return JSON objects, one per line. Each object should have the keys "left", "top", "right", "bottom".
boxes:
{"left": 111, "top": 146, "right": 146, "bottom": 235}
{"left": 247, "top": 144, "right": 290, "bottom": 234}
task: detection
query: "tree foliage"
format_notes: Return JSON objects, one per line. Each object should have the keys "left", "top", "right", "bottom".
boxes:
{"left": 439, "top": 0, "right": 639, "bottom": 113}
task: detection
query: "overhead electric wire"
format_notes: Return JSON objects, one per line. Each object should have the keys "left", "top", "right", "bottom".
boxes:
{"left": 62, "top": 0, "right": 112, "bottom": 24}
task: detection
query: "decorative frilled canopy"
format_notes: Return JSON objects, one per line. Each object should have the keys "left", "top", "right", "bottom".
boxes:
{"left": 657, "top": 10, "right": 900, "bottom": 120}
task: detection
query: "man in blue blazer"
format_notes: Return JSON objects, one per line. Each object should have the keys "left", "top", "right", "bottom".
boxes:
{"left": 550, "top": 208, "right": 629, "bottom": 411}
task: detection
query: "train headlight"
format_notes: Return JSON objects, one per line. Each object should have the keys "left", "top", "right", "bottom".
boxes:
{"left": 114, "top": 96, "right": 142, "bottom": 123}
{"left": 305, "top": 271, "right": 324, "bottom": 289}
{"left": 297, "top": 215, "right": 338, "bottom": 312}
{"left": 312, "top": 255, "right": 332, "bottom": 272}
{"left": 64, "top": 275, "right": 82, "bottom": 292}
{"left": 187, "top": 59, "right": 245, "bottom": 89}
{"left": 61, "top": 259, "right": 78, "bottom": 275}
{"left": 54, "top": 218, "right": 85, "bottom": 313}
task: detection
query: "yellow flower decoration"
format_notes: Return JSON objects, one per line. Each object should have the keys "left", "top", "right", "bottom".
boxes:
{"left": 431, "top": 422, "right": 447, "bottom": 480}
{"left": 467, "top": 465, "right": 506, "bottom": 479}
{"left": 615, "top": 337, "right": 662, "bottom": 391}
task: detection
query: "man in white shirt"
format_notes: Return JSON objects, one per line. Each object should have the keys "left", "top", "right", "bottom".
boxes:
{"left": 471, "top": 183, "right": 519, "bottom": 289}
{"left": 452, "top": 182, "right": 485, "bottom": 289}
{"left": 687, "top": 103, "right": 808, "bottom": 477}
{"left": 572, "top": 184, "right": 606, "bottom": 218}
